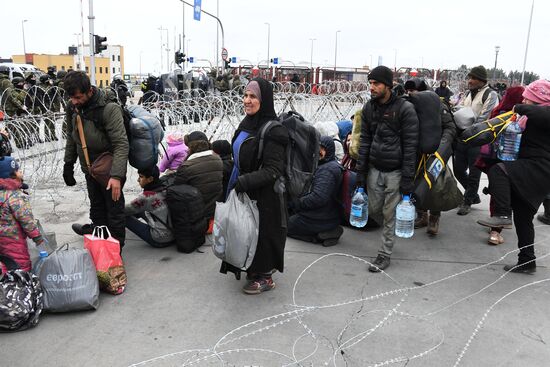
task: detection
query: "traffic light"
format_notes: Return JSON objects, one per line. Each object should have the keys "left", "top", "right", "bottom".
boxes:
{"left": 174, "top": 51, "right": 186, "bottom": 65}
{"left": 94, "top": 35, "right": 107, "bottom": 54}
{"left": 224, "top": 58, "right": 231, "bottom": 69}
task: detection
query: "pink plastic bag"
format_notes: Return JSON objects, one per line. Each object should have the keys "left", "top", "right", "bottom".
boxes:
{"left": 84, "top": 226, "right": 127, "bottom": 295}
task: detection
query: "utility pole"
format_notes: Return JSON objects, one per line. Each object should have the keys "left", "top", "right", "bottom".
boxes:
{"left": 158, "top": 26, "right": 165, "bottom": 74}
{"left": 21, "top": 20, "right": 28, "bottom": 56}
{"left": 182, "top": 2, "right": 185, "bottom": 72}
{"left": 309, "top": 38, "right": 316, "bottom": 83}
{"left": 265, "top": 23, "right": 270, "bottom": 76}
{"left": 521, "top": 0, "right": 535, "bottom": 85}
{"left": 334, "top": 30, "right": 341, "bottom": 80}
{"left": 88, "top": 0, "right": 96, "bottom": 85}
{"left": 493, "top": 46, "right": 500, "bottom": 81}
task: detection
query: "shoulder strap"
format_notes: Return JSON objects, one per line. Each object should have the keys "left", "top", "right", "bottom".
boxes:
{"left": 256, "top": 120, "right": 279, "bottom": 160}
{"left": 76, "top": 113, "right": 92, "bottom": 169}
{"left": 482, "top": 88, "right": 491, "bottom": 104}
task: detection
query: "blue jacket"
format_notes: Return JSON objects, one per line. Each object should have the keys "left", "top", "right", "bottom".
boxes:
{"left": 295, "top": 136, "right": 343, "bottom": 223}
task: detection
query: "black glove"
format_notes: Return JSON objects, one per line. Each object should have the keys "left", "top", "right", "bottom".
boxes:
{"left": 234, "top": 177, "right": 246, "bottom": 193}
{"left": 399, "top": 178, "right": 415, "bottom": 196}
{"left": 355, "top": 173, "right": 367, "bottom": 189}
{"left": 63, "top": 163, "right": 76, "bottom": 186}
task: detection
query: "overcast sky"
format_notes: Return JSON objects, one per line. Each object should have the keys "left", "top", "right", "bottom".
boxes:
{"left": 2, "top": 0, "right": 548, "bottom": 79}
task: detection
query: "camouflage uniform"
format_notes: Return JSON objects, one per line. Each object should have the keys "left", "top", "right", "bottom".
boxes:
{"left": 0, "top": 76, "right": 28, "bottom": 149}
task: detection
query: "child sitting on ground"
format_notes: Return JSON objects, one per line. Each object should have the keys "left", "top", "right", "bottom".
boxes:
{"left": 0, "top": 156, "right": 47, "bottom": 271}
{"left": 159, "top": 131, "right": 189, "bottom": 175}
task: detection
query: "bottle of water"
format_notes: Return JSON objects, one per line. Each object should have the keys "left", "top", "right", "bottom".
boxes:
{"left": 497, "top": 120, "right": 522, "bottom": 161}
{"left": 32, "top": 250, "right": 48, "bottom": 275}
{"left": 350, "top": 188, "right": 368, "bottom": 228}
{"left": 395, "top": 195, "right": 415, "bottom": 238}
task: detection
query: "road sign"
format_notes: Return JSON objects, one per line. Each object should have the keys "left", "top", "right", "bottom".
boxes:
{"left": 189, "top": 57, "right": 194, "bottom": 63}
{"left": 221, "top": 48, "right": 228, "bottom": 61}
{"left": 273, "top": 57, "right": 279, "bottom": 65}
{"left": 231, "top": 57, "right": 237, "bottom": 63}
{"left": 193, "top": 0, "right": 201, "bottom": 21}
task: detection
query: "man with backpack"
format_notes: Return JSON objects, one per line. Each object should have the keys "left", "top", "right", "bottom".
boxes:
{"left": 287, "top": 136, "right": 344, "bottom": 247}
{"left": 62, "top": 71, "right": 129, "bottom": 249}
{"left": 454, "top": 66, "right": 499, "bottom": 215}
{"left": 356, "top": 66, "right": 419, "bottom": 272}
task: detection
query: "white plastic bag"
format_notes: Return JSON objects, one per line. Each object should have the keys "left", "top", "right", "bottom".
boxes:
{"left": 213, "top": 191, "right": 259, "bottom": 270}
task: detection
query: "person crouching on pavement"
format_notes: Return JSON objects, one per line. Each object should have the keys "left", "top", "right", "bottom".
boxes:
{"left": 477, "top": 80, "right": 550, "bottom": 274}
{"left": 125, "top": 166, "right": 174, "bottom": 248}
{"left": 355, "top": 66, "right": 419, "bottom": 272}
{"left": 0, "top": 157, "right": 48, "bottom": 272}
{"left": 287, "top": 136, "right": 344, "bottom": 247}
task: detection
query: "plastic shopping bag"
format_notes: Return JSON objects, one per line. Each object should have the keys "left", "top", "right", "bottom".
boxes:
{"left": 213, "top": 191, "right": 260, "bottom": 270}
{"left": 38, "top": 245, "right": 100, "bottom": 312}
{"left": 84, "top": 226, "right": 127, "bottom": 295}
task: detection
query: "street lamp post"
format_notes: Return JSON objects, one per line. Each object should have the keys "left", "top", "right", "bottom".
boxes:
{"left": 493, "top": 45, "right": 501, "bottom": 81}
{"left": 394, "top": 49, "right": 397, "bottom": 71}
{"left": 334, "top": 30, "right": 341, "bottom": 80}
{"left": 265, "top": 23, "right": 270, "bottom": 77}
{"left": 309, "top": 38, "right": 316, "bottom": 83}
{"left": 186, "top": 39, "right": 191, "bottom": 69}
{"left": 21, "top": 19, "right": 28, "bottom": 56}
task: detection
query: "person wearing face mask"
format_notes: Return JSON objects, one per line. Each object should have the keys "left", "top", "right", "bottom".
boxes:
{"left": 224, "top": 78, "right": 289, "bottom": 294}
{"left": 63, "top": 71, "right": 129, "bottom": 250}
{"left": 0, "top": 156, "right": 48, "bottom": 272}
{"left": 477, "top": 80, "right": 550, "bottom": 274}
{"left": 287, "top": 136, "right": 344, "bottom": 247}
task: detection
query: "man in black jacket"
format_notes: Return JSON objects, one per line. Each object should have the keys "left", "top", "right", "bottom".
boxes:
{"left": 356, "top": 66, "right": 419, "bottom": 272}
{"left": 287, "top": 136, "right": 344, "bottom": 247}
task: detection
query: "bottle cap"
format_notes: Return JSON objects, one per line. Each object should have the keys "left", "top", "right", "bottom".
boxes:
{"left": 403, "top": 195, "right": 410, "bottom": 201}
{"left": 357, "top": 187, "right": 364, "bottom": 193}
{"left": 39, "top": 251, "right": 48, "bottom": 258}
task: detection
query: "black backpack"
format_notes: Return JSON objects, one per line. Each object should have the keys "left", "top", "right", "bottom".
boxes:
{"left": 404, "top": 91, "right": 442, "bottom": 154}
{"left": 258, "top": 111, "right": 320, "bottom": 199}
{"left": 0, "top": 255, "right": 43, "bottom": 332}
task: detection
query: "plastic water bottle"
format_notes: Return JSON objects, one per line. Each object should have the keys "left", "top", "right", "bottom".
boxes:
{"left": 32, "top": 250, "right": 48, "bottom": 275}
{"left": 350, "top": 188, "right": 368, "bottom": 228}
{"left": 395, "top": 195, "right": 415, "bottom": 238}
{"left": 497, "top": 120, "right": 522, "bottom": 161}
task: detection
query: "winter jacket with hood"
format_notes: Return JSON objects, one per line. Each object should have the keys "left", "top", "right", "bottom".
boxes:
{"left": 159, "top": 140, "right": 189, "bottom": 172}
{"left": 356, "top": 93, "right": 419, "bottom": 183}
{"left": 294, "top": 136, "right": 343, "bottom": 224}
{"left": 0, "top": 178, "right": 45, "bottom": 271}
{"left": 64, "top": 87, "right": 129, "bottom": 179}
{"left": 125, "top": 181, "right": 174, "bottom": 244}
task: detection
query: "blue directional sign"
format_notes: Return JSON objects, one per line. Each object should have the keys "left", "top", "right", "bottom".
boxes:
{"left": 231, "top": 57, "right": 237, "bottom": 63}
{"left": 193, "top": 0, "right": 201, "bottom": 21}
{"left": 189, "top": 57, "right": 194, "bottom": 63}
{"left": 273, "top": 57, "right": 279, "bottom": 65}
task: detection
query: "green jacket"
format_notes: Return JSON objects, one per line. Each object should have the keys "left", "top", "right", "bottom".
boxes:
{"left": 64, "top": 87, "right": 129, "bottom": 179}
{"left": 0, "top": 75, "right": 25, "bottom": 116}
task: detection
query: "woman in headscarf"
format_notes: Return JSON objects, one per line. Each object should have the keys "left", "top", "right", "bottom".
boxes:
{"left": 224, "top": 78, "right": 289, "bottom": 294}
{"left": 477, "top": 79, "right": 550, "bottom": 273}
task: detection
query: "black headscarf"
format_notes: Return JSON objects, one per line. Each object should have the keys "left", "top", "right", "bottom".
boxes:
{"left": 238, "top": 78, "right": 277, "bottom": 133}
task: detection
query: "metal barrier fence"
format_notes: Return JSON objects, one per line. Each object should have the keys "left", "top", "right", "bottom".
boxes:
{"left": 0, "top": 82, "right": 369, "bottom": 189}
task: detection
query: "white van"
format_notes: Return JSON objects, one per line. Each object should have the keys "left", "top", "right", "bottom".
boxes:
{"left": 0, "top": 63, "right": 44, "bottom": 80}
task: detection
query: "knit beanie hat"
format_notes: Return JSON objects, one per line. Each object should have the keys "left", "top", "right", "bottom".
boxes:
{"left": 522, "top": 79, "right": 550, "bottom": 106}
{"left": 245, "top": 80, "right": 262, "bottom": 102}
{"left": 368, "top": 66, "right": 394, "bottom": 87}
{"left": 0, "top": 156, "right": 19, "bottom": 178}
{"left": 468, "top": 66, "right": 488, "bottom": 82}
{"left": 185, "top": 131, "right": 208, "bottom": 144}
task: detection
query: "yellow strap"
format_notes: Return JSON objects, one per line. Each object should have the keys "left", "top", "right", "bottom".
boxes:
{"left": 462, "top": 111, "right": 515, "bottom": 144}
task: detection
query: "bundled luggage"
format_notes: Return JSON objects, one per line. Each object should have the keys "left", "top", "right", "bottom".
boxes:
{"left": 405, "top": 91, "right": 442, "bottom": 154}
{"left": 36, "top": 245, "right": 99, "bottom": 312}
{"left": 0, "top": 255, "right": 43, "bottom": 332}
{"left": 461, "top": 111, "right": 515, "bottom": 147}
{"left": 126, "top": 105, "right": 164, "bottom": 170}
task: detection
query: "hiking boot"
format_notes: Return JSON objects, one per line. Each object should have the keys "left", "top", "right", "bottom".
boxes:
{"left": 427, "top": 214, "right": 440, "bottom": 235}
{"left": 488, "top": 230, "right": 504, "bottom": 245}
{"left": 503, "top": 262, "right": 536, "bottom": 274}
{"left": 477, "top": 216, "right": 513, "bottom": 229}
{"left": 471, "top": 196, "right": 481, "bottom": 205}
{"left": 368, "top": 254, "right": 390, "bottom": 273}
{"left": 242, "top": 276, "right": 275, "bottom": 295}
{"left": 537, "top": 213, "right": 550, "bottom": 225}
{"left": 414, "top": 211, "right": 428, "bottom": 229}
{"left": 457, "top": 203, "right": 471, "bottom": 216}
{"left": 71, "top": 223, "right": 95, "bottom": 236}
{"left": 318, "top": 226, "right": 344, "bottom": 247}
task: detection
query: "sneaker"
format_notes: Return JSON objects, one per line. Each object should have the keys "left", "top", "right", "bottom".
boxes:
{"left": 414, "top": 211, "right": 428, "bottom": 229}
{"left": 471, "top": 196, "right": 481, "bottom": 205}
{"left": 488, "top": 231, "right": 504, "bottom": 245}
{"left": 242, "top": 276, "right": 275, "bottom": 295}
{"left": 318, "top": 226, "right": 343, "bottom": 247}
{"left": 503, "top": 262, "right": 536, "bottom": 274}
{"left": 427, "top": 214, "right": 439, "bottom": 235}
{"left": 477, "top": 216, "right": 513, "bottom": 229}
{"left": 72, "top": 223, "right": 95, "bottom": 236}
{"left": 368, "top": 254, "right": 390, "bottom": 273}
{"left": 457, "top": 203, "right": 471, "bottom": 216}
